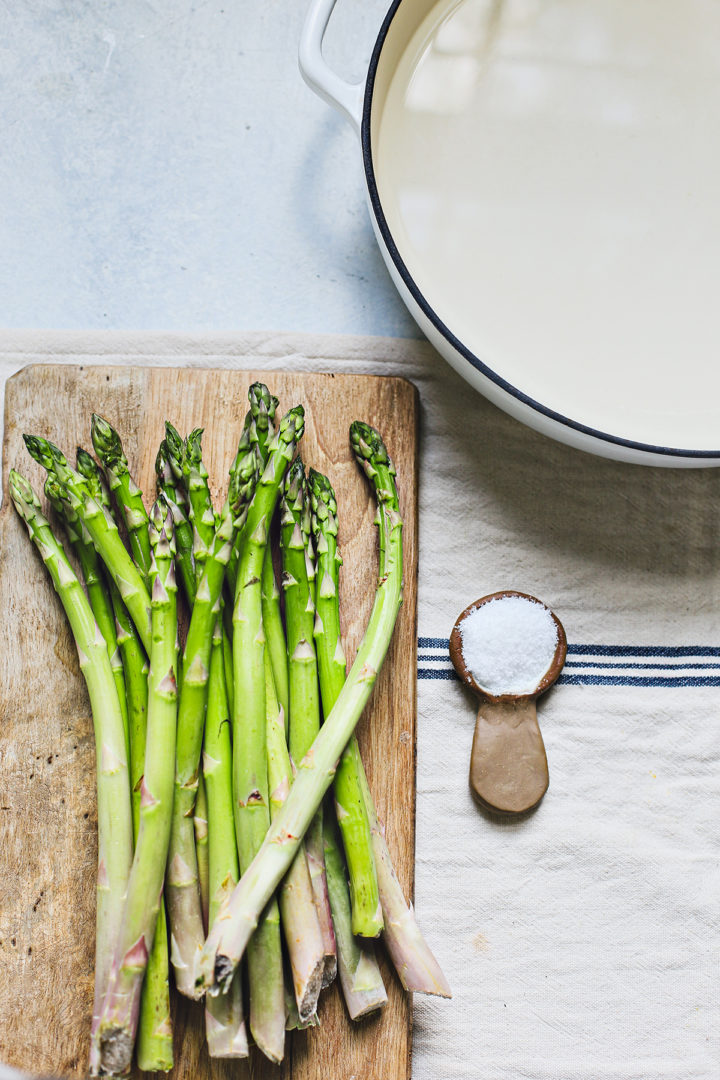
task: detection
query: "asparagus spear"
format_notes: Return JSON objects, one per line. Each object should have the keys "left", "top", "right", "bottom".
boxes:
{"left": 222, "top": 614, "right": 234, "bottom": 717}
{"left": 323, "top": 804, "right": 388, "bottom": 1019}
{"left": 280, "top": 458, "right": 337, "bottom": 982}
{"left": 95, "top": 499, "right": 179, "bottom": 1075}
{"left": 343, "top": 446, "right": 451, "bottom": 999}
{"left": 261, "top": 545, "right": 289, "bottom": 725}
{"left": 226, "top": 383, "right": 279, "bottom": 598}
{"left": 203, "top": 621, "right": 248, "bottom": 1058}
{"left": 8, "top": 472, "right": 134, "bottom": 1078}
{"left": 44, "top": 471, "right": 130, "bottom": 765}
{"left": 231, "top": 404, "right": 305, "bottom": 1062}
{"left": 309, "top": 467, "right": 384, "bottom": 940}
{"left": 194, "top": 773, "right": 210, "bottom": 933}
{"left": 156, "top": 438, "right": 196, "bottom": 606}
{"left": 183, "top": 427, "right": 216, "bottom": 572}
{"left": 91, "top": 414, "right": 152, "bottom": 582}
{"left": 23, "top": 436, "right": 152, "bottom": 654}
{"left": 76, "top": 447, "right": 174, "bottom": 1066}
{"left": 201, "top": 422, "right": 404, "bottom": 996}
{"left": 134, "top": 902, "right": 173, "bottom": 1073}
{"left": 265, "top": 649, "right": 325, "bottom": 1022}
{"left": 165, "top": 433, "right": 258, "bottom": 999}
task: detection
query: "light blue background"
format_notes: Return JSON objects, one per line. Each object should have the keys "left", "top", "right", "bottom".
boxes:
{"left": 0, "top": 0, "right": 419, "bottom": 339}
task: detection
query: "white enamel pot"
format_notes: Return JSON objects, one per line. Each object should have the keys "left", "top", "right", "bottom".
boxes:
{"left": 299, "top": 0, "right": 720, "bottom": 467}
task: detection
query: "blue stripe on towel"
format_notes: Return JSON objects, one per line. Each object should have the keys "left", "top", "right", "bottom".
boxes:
{"left": 417, "top": 668, "right": 720, "bottom": 687}
{"left": 567, "top": 644, "right": 720, "bottom": 658}
{"left": 416, "top": 640, "right": 720, "bottom": 687}
{"left": 563, "top": 661, "right": 720, "bottom": 671}
{"left": 418, "top": 637, "right": 720, "bottom": 658}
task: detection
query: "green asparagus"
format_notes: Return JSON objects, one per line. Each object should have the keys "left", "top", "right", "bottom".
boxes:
{"left": 201, "top": 422, "right": 403, "bottom": 996}
{"left": 76, "top": 446, "right": 175, "bottom": 1063}
{"left": 265, "top": 649, "right": 325, "bottom": 1022}
{"left": 280, "top": 458, "right": 336, "bottom": 981}
{"left": 309, "top": 467, "right": 383, "bottom": 939}
{"left": 323, "top": 804, "right": 387, "bottom": 1019}
{"left": 203, "top": 621, "right": 248, "bottom": 1057}
{"left": 95, "top": 498, "right": 179, "bottom": 1074}
{"left": 91, "top": 414, "right": 152, "bottom": 581}
{"left": 156, "top": 438, "right": 196, "bottom": 606}
{"left": 45, "top": 470, "right": 130, "bottom": 765}
{"left": 226, "top": 383, "right": 278, "bottom": 598}
{"left": 9, "top": 472, "right": 134, "bottom": 1078}
{"left": 23, "top": 435, "right": 152, "bottom": 653}
{"left": 230, "top": 404, "right": 304, "bottom": 1061}
{"left": 165, "top": 433, "right": 258, "bottom": 999}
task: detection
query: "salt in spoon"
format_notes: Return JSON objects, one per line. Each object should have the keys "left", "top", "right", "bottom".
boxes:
{"left": 449, "top": 591, "right": 567, "bottom": 815}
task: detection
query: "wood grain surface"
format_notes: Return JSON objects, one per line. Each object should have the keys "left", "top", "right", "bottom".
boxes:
{"left": 0, "top": 365, "right": 419, "bottom": 1080}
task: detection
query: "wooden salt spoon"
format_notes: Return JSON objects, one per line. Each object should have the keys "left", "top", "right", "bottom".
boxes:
{"left": 449, "top": 591, "right": 567, "bottom": 815}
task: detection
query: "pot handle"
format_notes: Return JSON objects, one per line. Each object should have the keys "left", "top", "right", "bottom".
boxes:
{"left": 299, "top": 0, "right": 365, "bottom": 133}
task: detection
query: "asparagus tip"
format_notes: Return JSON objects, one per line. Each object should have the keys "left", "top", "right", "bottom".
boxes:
{"left": 90, "top": 413, "right": 125, "bottom": 468}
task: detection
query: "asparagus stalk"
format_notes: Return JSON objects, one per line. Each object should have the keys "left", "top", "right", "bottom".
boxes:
{"left": 201, "top": 422, "right": 404, "bottom": 996}
{"left": 265, "top": 649, "right": 325, "bottom": 1022}
{"left": 165, "top": 434, "right": 258, "bottom": 999}
{"left": 280, "top": 459, "right": 337, "bottom": 983}
{"left": 91, "top": 414, "right": 152, "bottom": 582}
{"left": 222, "top": 614, "right": 234, "bottom": 718}
{"left": 323, "top": 803, "right": 388, "bottom": 1019}
{"left": 309, "top": 468, "right": 384, "bottom": 940}
{"left": 338, "top": 452, "right": 451, "bottom": 1000}
{"left": 194, "top": 773, "right": 210, "bottom": 933}
{"left": 203, "top": 621, "right": 248, "bottom": 1058}
{"left": 44, "top": 471, "right": 130, "bottom": 765}
{"left": 8, "top": 472, "right": 134, "bottom": 1077}
{"left": 156, "top": 438, "right": 196, "bottom": 606}
{"left": 230, "top": 404, "right": 305, "bottom": 1061}
{"left": 134, "top": 903, "right": 173, "bottom": 1073}
{"left": 95, "top": 499, "right": 179, "bottom": 1075}
{"left": 74, "top": 452, "right": 131, "bottom": 730}
{"left": 114, "top": 600, "right": 149, "bottom": 830}
{"left": 183, "top": 427, "right": 216, "bottom": 572}
{"left": 261, "top": 545, "right": 289, "bottom": 725}
{"left": 226, "top": 383, "right": 279, "bottom": 598}
{"left": 76, "top": 447, "right": 175, "bottom": 1063}
{"left": 23, "top": 436, "right": 152, "bottom": 654}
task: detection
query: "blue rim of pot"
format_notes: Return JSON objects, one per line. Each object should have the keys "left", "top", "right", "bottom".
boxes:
{"left": 360, "top": 0, "right": 719, "bottom": 460}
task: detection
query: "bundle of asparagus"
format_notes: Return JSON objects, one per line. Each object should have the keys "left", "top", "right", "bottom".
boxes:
{"left": 10, "top": 383, "right": 450, "bottom": 1076}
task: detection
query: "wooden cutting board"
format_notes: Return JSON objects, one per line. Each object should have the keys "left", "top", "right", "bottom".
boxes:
{"left": 0, "top": 365, "right": 419, "bottom": 1080}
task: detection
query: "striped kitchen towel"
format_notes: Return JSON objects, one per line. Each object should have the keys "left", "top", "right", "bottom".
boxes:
{"left": 418, "top": 638, "right": 720, "bottom": 687}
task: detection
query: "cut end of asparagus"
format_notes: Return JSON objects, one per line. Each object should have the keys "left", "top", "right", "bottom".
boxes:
{"left": 322, "top": 953, "right": 338, "bottom": 988}
{"left": 295, "top": 956, "right": 325, "bottom": 1024}
{"left": 98, "top": 1025, "right": 135, "bottom": 1075}
{"left": 213, "top": 953, "right": 235, "bottom": 995}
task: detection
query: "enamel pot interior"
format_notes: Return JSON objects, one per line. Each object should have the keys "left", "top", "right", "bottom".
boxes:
{"left": 361, "top": 0, "right": 720, "bottom": 466}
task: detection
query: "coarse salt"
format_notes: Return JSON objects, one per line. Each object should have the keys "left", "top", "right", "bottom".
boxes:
{"left": 459, "top": 595, "right": 559, "bottom": 697}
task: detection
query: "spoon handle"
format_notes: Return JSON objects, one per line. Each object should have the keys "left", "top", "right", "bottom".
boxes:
{"left": 469, "top": 698, "right": 549, "bottom": 814}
